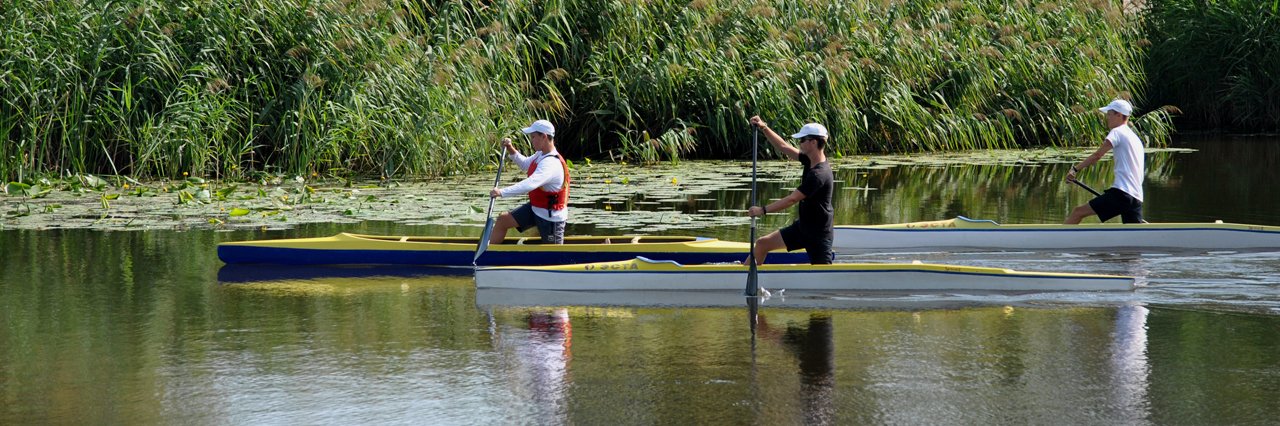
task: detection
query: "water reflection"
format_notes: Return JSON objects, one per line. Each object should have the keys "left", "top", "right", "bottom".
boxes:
{"left": 1110, "top": 303, "right": 1151, "bottom": 422}
{"left": 493, "top": 308, "right": 573, "bottom": 424}
{"left": 746, "top": 297, "right": 763, "bottom": 420}
{"left": 760, "top": 312, "right": 836, "bottom": 425}
{"left": 3, "top": 138, "right": 1279, "bottom": 424}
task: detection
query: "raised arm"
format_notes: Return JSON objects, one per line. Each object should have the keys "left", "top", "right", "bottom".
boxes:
{"left": 749, "top": 116, "right": 800, "bottom": 161}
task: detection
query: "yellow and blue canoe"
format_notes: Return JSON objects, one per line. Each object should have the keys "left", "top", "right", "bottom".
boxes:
{"left": 834, "top": 216, "right": 1280, "bottom": 251}
{"left": 217, "top": 233, "right": 807, "bottom": 266}
{"left": 474, "top": 257, "right": 1136, "bottom": 292}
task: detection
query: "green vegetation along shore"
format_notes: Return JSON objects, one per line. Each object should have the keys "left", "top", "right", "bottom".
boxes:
{"left": 10, "top": 0, "right": 1260, "bottom": 183}
{"left": 1143, "top": 0, "right": 1280, "bottom": 131}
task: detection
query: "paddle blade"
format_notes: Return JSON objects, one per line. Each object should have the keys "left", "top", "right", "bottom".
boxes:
{"left": 474, "top": 217, "right": 495, "bottom": 264}
{"left": 745, "top": 217, "right": 759, "bottom": 296}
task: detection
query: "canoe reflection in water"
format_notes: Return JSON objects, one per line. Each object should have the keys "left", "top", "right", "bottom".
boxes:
{"left": 479, "top": 291, "right": 1155, "bottom": 423}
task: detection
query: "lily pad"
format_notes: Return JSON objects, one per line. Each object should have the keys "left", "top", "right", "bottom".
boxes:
{"left": 0, "top": 147, "right": 1203, "bottom": 232}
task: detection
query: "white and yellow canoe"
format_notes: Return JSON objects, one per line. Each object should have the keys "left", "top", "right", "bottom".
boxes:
{"left": 474, "top": 257, "right": 1135, "bottom": 292}
{"left": 834, "top": 216, "right": 1280, "bottom": 251}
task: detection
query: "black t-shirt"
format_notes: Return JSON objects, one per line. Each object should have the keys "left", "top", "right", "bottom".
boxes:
{"left": 796, "top": 153, "right": 834, "bottom": 236}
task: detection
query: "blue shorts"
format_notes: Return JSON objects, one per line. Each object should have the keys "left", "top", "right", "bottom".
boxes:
{"left": 1089, "top": 188, "right": 1144, "bottom": 224}
{"left": 779, "top": 221, "right": 834, "bottom": 265}
{"left": 510, "top": 203, "right": 565, "bottom": 244}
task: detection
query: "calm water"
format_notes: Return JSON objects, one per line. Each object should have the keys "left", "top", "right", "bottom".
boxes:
{"left": 3, "top": 137, "right": 1279, "bottom": 424}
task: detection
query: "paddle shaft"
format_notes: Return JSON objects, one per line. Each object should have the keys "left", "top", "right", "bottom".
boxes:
{"left": 1070, "top": 178, "right": 1103, "bottom": 197}
{"left": 484, "top": 152, "right": 507, "bottom": 218}
{"left": 745, "top": 126, "right": 760, "bottom": 296}
{"left": 473, "top": 150, "right": 507, "bottom": 265}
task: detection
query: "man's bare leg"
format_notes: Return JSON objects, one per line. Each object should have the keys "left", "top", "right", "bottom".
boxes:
{"left": 1065, "top": 204, "right": 1096, "bottom": 224}
{"left": 489, "top": 213, "right": 518, "bottom": 245}
{"left": 747, "top": 231, "right": 785, "bottom": 265}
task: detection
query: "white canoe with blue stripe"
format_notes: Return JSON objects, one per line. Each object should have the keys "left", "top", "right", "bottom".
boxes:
{"left": 834, "top": 216, "right": 1280, "bottom": 250}
{"left": 474, "top": 257, "right": 1135, "bottom": 292}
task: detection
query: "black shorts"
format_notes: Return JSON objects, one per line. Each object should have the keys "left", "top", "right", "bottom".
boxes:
{"left": 779, "top": 221, "right": 834, "bottom": 264}
{"left": 1089, "top": 188, "right": 1144, "bottom": 224}
{"left": 510, "top": 203, "right": 565, "bottom": 244}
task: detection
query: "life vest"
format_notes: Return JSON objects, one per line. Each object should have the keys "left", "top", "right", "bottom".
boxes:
{"left": 528, "top": 154, "right": 570, "bottom": 211}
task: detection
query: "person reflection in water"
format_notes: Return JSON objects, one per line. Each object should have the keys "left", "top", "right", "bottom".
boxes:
{"left": 759, "top": 313, "right": 835, "bottom": 424}
{"left": 506, "top": 308, "right": 572, "bottom": 421}
{"left": 1109, "top": 303, "right": 1151, "bottom": 421}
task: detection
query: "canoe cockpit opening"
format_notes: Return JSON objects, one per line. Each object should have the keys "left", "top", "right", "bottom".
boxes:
{"left": 625, "top": 236, "right": 700, "bottom": 243}
{"left": 635, "top": 256, "right": 684, "bottom": 266}
{"left": 514, "top": 236, "right": 701, "bottom": 245}
{"left": 350, "top": 234, "right": 703, "bottom": 245}
{"left": 358, "top": 235, "right": 519, "bottom": 244}
{"left": 956, "top": 216, "right": 1000, "bottom": 225}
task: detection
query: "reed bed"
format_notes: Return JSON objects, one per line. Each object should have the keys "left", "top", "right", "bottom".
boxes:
{"left": 1142, "top": 0, "right": 1280, "bottom": 131}
{"left": 2, "top": 0, "right": 1172, "bottom": 182}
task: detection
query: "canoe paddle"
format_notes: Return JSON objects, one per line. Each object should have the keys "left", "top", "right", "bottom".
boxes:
{"left": 1069, "top": 178, "right": 1103, "bottom": 197}
{"left": 745, "top": 125, "right": 762, "bottom": 297}
{"left": 473, "top": 147, "right": 508, "bottom": 266}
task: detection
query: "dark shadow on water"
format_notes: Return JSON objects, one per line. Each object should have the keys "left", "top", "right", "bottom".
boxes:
{"left": 216, "top": 263, "right": 472, "bottom": 283}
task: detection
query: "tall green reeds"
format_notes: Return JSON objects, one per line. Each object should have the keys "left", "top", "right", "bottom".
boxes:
{"left": 554, "top": 0, "right": 1175, "bottom": 157}
{"left": 1, "top": 0, "right": 543, "bottom": 181}
{"left": 1, "top": 0, "right": 1172, "bottom": 182}
{"left": 1142, "top": 0, "right": 1280, "bottom": 131}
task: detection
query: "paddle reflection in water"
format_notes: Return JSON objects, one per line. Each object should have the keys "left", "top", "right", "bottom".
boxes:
{"left": 746, "top": 297, "right": 763, "bottom": 420}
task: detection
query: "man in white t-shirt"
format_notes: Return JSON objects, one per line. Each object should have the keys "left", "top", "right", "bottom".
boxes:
{"left": 1065, "top": 99, "right": 1145, "bottom": 224}
{"left": 488, "top": 119, "right": 569, "bottom": 244}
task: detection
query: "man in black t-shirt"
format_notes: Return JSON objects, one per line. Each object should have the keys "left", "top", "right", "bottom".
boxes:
{"left": 746, "top": 116, "right": 835, "bottom": 265}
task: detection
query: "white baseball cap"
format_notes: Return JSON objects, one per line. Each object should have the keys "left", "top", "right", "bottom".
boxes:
{"left": 791, "top": 123, "right": 829, "bottom": 139}
{"left": 1098, "top": 99, "right": 1133, "bottom": 116}
{"left": 521, "top": 119, "right": 555, "bottom": 136}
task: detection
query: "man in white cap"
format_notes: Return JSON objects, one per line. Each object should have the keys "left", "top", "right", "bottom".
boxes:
{"left": 1065, "top": 99, "right": 1145, "bottom": 224}
{"left": 489, "top": 119, "right": 569, "bottom": 244}
{"left": 745, "top": 116, "right": 835, "bottom": 264}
